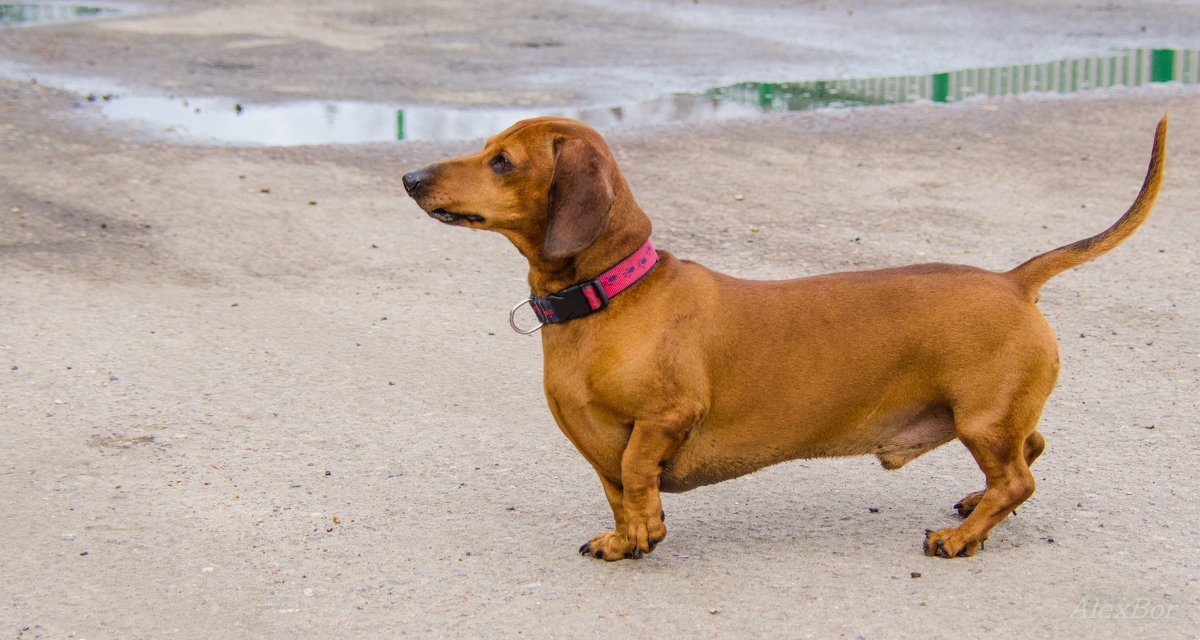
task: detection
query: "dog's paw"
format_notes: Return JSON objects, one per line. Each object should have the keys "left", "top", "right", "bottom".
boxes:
{"left": 923, "top": 527, "right": 982, "bottom": 558}
{"left": 627, "top": 511, "right": 666, "bottom": 555}
{"left": 954, "top": 491, "right": 985, "bottom": 517}
{"left": 579, "top": 531, "right": 636, "bottom": 561}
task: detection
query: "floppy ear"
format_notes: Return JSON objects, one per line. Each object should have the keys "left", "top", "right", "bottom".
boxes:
{"left": 544, "top": 137, "right": 614, "bottom": 259}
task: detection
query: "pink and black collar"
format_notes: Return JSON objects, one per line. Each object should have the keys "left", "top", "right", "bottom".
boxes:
{"left": 509, "top": 239, "right": 658, "bottom": 334}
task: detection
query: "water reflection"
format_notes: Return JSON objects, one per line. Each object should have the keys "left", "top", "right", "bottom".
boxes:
{"left": 399, "top": 93, "right": 759, "bottom": 142}
{"left": 707, "top": 48, "right": 1198, "bottom": 111}
{"left": 66, "top": 85, "right": 761, "bottom": 145}
{"left": 0, "top": 3, "right": 120, "bottom": 26}
{"left": 13, "top": 48, "right": 1197, "bottom": 145}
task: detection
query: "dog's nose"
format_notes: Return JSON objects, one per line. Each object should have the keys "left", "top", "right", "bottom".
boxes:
{"left": 402, "top": 169, "right": 429, "bottom": 196}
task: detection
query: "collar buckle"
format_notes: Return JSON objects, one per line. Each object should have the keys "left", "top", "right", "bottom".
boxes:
{"left": 552, "top": 279, "right": 610, "bottom": 319}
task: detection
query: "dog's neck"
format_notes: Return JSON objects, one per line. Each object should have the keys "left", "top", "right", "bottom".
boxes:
{"left": 526, "top": 185, "right": 653, "bottom": 296}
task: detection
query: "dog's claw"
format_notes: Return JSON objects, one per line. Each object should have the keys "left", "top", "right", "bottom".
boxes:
{"left": 935, "top": 539, "right": 949, "bottom": 558}
{"left": 630, "top": 547, "right": 644, "bottom": 559}
{"left": 579, "top": 542, "right": 591, "bottom": 556}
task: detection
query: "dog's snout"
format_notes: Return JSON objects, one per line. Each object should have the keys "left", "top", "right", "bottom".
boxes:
{"left": 403, "top": 169, "right": 429, "bottom": 196}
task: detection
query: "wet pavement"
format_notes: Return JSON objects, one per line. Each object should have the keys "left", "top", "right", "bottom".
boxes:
{"left": 4, "top": 46, "right": 1198, "bottom": 144}
{"left": 3, "top": 0, "right": 1200, "bottom": 143}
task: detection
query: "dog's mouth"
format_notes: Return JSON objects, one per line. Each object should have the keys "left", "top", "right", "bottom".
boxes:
{"left": 428, "top": 208, "right": 485, "bottom": 225}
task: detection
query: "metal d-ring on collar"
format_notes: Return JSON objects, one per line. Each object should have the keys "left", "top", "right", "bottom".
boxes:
{"left": 509, "top": 298, "right": 544, "bottom": 335}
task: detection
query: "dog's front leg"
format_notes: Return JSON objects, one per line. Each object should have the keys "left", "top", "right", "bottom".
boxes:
{"left": 580, "top": 415, "right": 691, "bottom": 561}
{"left": 579, "top": 474, "right": 632, "bottom": 561}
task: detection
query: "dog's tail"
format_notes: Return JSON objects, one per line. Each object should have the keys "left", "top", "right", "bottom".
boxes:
{"left": 1007, "top": 114, "right": 1166, "bottom": 302}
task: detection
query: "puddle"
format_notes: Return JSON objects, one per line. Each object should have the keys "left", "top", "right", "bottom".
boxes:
{"left": 11, "top": 48, "right": 1200, "bottom": 145}
{"left": 100, "top": 92, "right": 764, "bottom": 146}
{"left": 0, "top": 3, "right": 121, "bottom": 26}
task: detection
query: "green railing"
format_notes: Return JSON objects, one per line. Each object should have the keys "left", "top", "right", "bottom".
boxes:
{"left": 705, "top": 48, "right": 1198, "bottom": 112}
{"left": 0, "top": 3, "right": 118, "bottom": 26}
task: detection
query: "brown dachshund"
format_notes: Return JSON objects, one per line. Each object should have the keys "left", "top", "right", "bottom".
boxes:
{"left": 403, "top": 115, "right": 1166, "bottom": 561}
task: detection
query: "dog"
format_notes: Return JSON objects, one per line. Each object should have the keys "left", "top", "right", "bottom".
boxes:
{"left": 403, "top": 115, "right": 1166, "bottom": 561}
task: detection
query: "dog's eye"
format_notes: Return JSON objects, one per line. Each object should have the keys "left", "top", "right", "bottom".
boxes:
{"left": 489, "top": 154, "right": 514, "bottom": 175}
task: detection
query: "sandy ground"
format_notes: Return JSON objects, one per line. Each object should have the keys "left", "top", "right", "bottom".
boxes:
{"left": 2, "top": 1, "right": 1199, "bottom": 638}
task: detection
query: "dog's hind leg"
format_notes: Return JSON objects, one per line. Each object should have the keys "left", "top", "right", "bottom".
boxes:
{"left": 924, "top": 432, "right": 1037, "bottom": 557}
{"left": 954, "top": 430, "right": 1046, "bottom": 517}
{"left": 924, "top": 377, "right": 1053, "bottom": 558}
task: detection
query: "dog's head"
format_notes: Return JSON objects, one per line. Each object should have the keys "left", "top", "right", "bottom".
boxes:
{"left": 403, "top": 117, "right": 624, "bottom": 262}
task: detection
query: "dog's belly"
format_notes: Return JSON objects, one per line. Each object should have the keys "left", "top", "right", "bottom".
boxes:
{"left": 658, "top": 403, "right": 956, "bottom": 492}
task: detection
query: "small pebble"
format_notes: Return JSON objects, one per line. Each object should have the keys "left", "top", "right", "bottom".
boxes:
{"left": 911, "top": 572, "right": 922, "bottom": 579}
{"left": 868, "top": 507, "right": 880, "bottom": 513}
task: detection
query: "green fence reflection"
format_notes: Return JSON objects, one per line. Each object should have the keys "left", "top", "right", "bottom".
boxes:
{"left": 0, "top": 3, "right": 119, "bottom": 26}
{"left": 706, "top": 48, "right": 1198, "bottom": 112}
